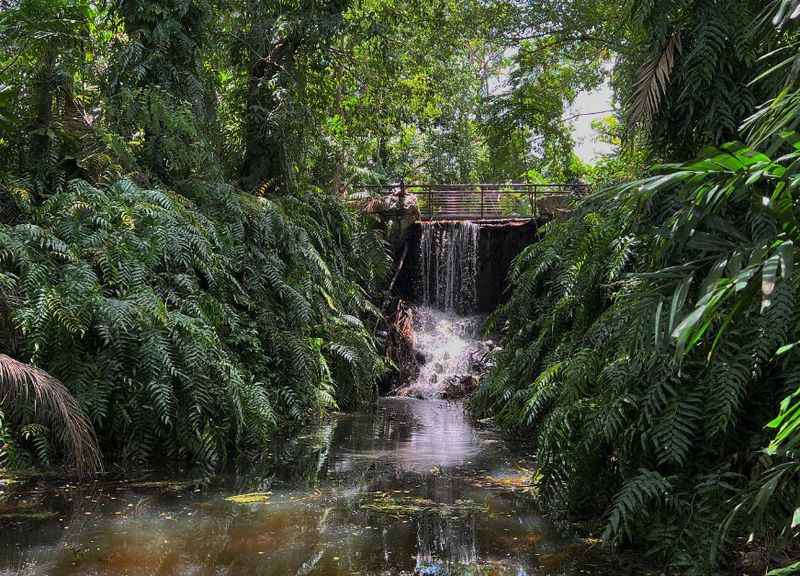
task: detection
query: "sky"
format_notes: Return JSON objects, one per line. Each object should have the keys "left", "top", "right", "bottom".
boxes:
{"left": 569, "top": 81, "right": 616, "bottom": 163}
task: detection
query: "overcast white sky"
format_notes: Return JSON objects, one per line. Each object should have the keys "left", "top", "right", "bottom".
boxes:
{"left": 569, "top": 82, "right": 615, "bottom": 163}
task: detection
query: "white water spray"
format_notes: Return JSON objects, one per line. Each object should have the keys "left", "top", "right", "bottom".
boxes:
{"left": 395, "top": 221, "right": 494, "bottom": 399}
{"left": 404, "top": 306, "right": 484, "bottom": 398}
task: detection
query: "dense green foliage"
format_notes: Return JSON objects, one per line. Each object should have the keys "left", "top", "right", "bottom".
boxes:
{"left": 476, "top": 2, "right": 800, "bottom": 571}
{"left": 0, "top": 0, "right": 394, "bottom": 471}
{"left": 476, "top": 159, "right": 796, "bottom": 570}
{"left": 1, "top": 178, "right": 387, "bottom": 470}
{"left": 4, "top": 0, "right": 799, "bottom": 569}
{"left": 618, "top": 0, "right": 779, "bottom": 159}
{"left": 0, "top": 0, "right": 623, "bottom": 471}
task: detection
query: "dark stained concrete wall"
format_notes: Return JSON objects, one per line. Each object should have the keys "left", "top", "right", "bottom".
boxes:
{"left": 394, "top": 220, "right": 542, "bottom": 313}
{"left": 475, "top": 220, "right": 540, "bottom": 313}
{"left": 393, "top": 222, "right": 422, "bottom": 303}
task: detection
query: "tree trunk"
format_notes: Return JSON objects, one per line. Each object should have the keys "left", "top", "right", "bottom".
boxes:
{"left": 241, "top": 38, "right": 295, "bottom": 192}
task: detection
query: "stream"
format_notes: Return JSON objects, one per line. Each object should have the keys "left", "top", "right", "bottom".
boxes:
{"left": 1, "top": 398, "right": 585, "bottom": 576}
{"left": 0, "top": 223, "right": 600, "bottom": 575}
{"left": 0, "top": 309, "right": 593, "bottom": 576}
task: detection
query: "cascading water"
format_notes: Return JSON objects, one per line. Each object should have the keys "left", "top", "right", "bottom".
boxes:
{"left": 394, "top": 221, "right": 496, "bottom": 399}
{"left": 418, "top": 222, "right": 480, "bottom": 314}
{"left": 401, "top": 306, "right": 485, "bottom": 398}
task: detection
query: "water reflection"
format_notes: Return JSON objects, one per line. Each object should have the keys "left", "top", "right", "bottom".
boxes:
{"left": 334, "top": 400, "right": 484, "bottom": 472}
{"left": 0, "top": 399, "right": 582, "bottom": 576}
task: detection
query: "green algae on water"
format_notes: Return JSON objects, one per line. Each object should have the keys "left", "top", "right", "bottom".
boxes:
{"left": 128, "top": 480, "right": 196, "bottom": 493}
{"left": 0, "top": 499, "right": 56, "bottom": 521}
{"left": 359, "top": 492, "right": 488, "bottom": 518}
{"left": 0, "top": 510, "right": 57, "bottom": 520}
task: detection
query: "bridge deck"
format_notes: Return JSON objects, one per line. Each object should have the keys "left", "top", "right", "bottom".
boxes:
{"left": 356, "top": 182, "right": 586, "bottom": 222}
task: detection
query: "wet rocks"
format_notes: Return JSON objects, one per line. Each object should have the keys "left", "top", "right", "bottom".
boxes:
{"left": 393, "top": 384, "right": 427, "bottom": 400}
{"left": 387, "top": 305, "right": 499, "bottom": 400}
{"left": 438, "top": 340, "right": 500, "bottom": 400}
{"left": 441, "top": 375, "right": 479, "bottom": 400}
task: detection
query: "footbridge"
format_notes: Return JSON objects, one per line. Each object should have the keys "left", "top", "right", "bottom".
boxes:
{"left": 356, "top": 181, "right": 588, "bottom": 222}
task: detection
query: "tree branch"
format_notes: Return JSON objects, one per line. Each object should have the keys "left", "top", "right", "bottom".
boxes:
{"left": 562, "top": 109, "right": 615, "bottom": 122}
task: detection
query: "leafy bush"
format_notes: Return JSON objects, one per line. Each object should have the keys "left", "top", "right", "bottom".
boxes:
{"left": 0, "top": 178, "right": 388, "bottom": 471}
{"left": 476, "top": 4, "right": 800, "bottom": 568}
{"left": 473, "top": 140, "right": 800, "bottom": 570}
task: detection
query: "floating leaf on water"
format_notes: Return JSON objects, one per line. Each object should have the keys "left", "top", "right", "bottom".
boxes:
{"left": 225, "top": 492, "right": 272, "bottom": 504}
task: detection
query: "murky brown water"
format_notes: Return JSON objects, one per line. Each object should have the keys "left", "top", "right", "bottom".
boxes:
{"left": 0, "top": 399, "right": 585, "bottom": 576}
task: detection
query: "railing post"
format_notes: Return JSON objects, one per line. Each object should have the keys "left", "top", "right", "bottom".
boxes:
{"left": 480, "top": 186, "right": 484, "bottom": 221}
{"left": 527, "top": 185, "right": 533, "bottom": 217}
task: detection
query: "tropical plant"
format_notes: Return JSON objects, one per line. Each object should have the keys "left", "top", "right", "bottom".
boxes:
{"left": 473, "top": 142, "right": 800, "bottom": 571}
{"left": 0, "top": 354, "right": 101, "bottom": 476}
{"left": 0, "top": 177, "right": 388, "bottom": 471}
{"left": 619, "top": 0, "right": 782, "bottom": 159}
{"left": 0, "top": 0, "right": 402, "bottom": 474}
{"left": 476, "top": 4, "right": 800, "bottom": 570}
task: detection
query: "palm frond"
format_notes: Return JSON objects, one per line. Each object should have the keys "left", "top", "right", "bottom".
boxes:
{"left": 0, "top": 354, "right": 101, "bottom": 476}
{"left": 628, "top": 32, "right": 682, "bottom": 127}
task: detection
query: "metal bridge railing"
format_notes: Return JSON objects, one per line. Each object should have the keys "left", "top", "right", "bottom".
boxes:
{"left": 356, "top": 182, "right": 588, "bottom": 221}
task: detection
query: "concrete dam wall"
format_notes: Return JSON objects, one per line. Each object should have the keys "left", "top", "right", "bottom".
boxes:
{"left": 395, "top": 219, "right": 541, "bottom": 314}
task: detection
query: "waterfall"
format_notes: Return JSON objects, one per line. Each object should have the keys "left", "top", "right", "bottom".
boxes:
{"left": 418, "top": 222, "right": 480, "bottom": 314}
{"left": 405, "top": 306, "right": 483, "bottom": 398}
{"left": 392, "top": 221, "right": 485, "bottom": 399}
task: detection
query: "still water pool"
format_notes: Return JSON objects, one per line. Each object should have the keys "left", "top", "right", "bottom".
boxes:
{"left": 0, "top": 399, "right": 591, "bottom": 576}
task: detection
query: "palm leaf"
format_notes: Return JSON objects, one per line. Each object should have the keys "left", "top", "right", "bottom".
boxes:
{"left": 0, "top": 354, "right": 101, "bottom": 476}
{"left": 628, "top": 32, "right": 682, "bottom": 126}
